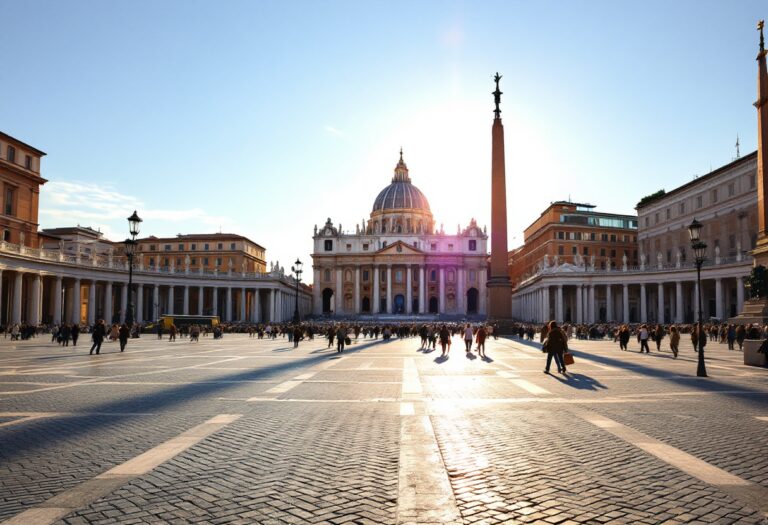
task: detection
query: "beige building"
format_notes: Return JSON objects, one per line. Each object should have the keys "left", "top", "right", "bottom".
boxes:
{"left": 136, "top": 233, "right": 267, "bottom": 274}
{"left": 312, "top": 152, "right": 489, "bottom": 317}
{"left": 0, "top": 132, "right": 46, "bottom": 248}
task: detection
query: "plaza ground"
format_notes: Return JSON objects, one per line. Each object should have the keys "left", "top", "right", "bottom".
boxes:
{"left": 0, "top": 332, "right": 767, "bottom": 524}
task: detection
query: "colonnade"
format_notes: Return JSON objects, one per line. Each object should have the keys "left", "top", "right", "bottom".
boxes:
{"left": 513, "top": 275, "right": 746, "bottom": 325}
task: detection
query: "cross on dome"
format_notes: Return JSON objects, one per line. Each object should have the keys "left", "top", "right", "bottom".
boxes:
{"left": 393, "top": 148, "right": 410, "bottom": 182}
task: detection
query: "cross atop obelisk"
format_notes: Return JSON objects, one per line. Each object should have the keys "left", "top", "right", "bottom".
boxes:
{"left": 493, "top": 72, "right": 503, "bottom": 119}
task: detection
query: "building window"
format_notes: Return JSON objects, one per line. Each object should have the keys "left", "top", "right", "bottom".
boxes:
{"left": 395, "top": 270, "right": 403, "bottom": 283}
{"left": 4, "top": 186, "right": 14, "bottom": 216}
{"left": 217, "top": 243, "right": 223, "bottom": 249}
{"left": 469, "top": 240, "right": 477, "bottom": 251}
{"left": 191, "top": 243, "right": 197, "bottom": 250}
{"left": 750, "top": 174, "right": 756, "bottom": 189}
{"left": 696, "top": 195, "right": 703, "bottom": 209}
{"left": 216, "top": 257, "right": 222, "bottom": 266}
{"left": 644, "top": 217, "right": 649, "bottom": 227}
{"left": 600, "top": 248, "right": 606, "bottom": 256}
{"left": 654, "top": 213, "right": 659, "bottom": 224}
{"left": 324, "top": 269, "right": 331, "bottom": 281}
{"left": 25, "top": 155, "right": 32, "bottom": 169}
{"left": 346, "top": 244, "right": 352, "bottom": 252}
{"left": 413, "top": 242, "right": 417, "bottom": 248}
{"left": 363, "top": 270, "right": 369, "bottom": 282}
{"left": 610, "top": 234, "right": 616, "bottom": 242}
{"left": 191, "top": 258, "right": 197, "bottom": 265}
{"left": 324, "top": 240, "right": 333, "bottom": 251}
{"left": 557, "top": 231, "right": 565, "bottom": 240}
{"left": 610, "top": 249, "right": 616, "bottom": 257}
{"left": 666, "top": 249, "right": 671, "bottom": 263}
{"left": 571, "top": 246, "right": 577, "bottom": 254}
{"left": 728, "top": 183, "right": 735, "bottom": 197}
{"left": 178, "top": 243, "right": 184, "bottom": 250}
{"left": 469, "top": 270, "right": 476, "bottom": 282}
{"left": 3, "top": 230, "right": 10, "bottom": 241}
{"left": 430, "top": 270, "right": 437, "bottom": 281}
{"left": 447, "top": 243, "right": 454, "bottom": 251}
{"left": 204, "top": 243, "right": 209, "bottom": 251}
{"left": 176, "top": 257, "right": 182, "bottom": 266}
{"left": 711, "top": 189, "right": 718, "bottom": 203}
{"left": 363, "top": 243, "right": 369, "bottom": 251}
{"left": 382, "top": 241, "right": 387, "bottom": 248}
{"left": 679, "top": 202, "right": 686, "bottom": 214}
{"left": 590, "top": 233, "right": 596, "bottom": 241}
{"left": 558, "top": 245, "right": 564, "bottom": 255}
{"left": 203, "top": 257, "right": 209, "bottom": 266}
{"left": 583, "top": 247, "right": 589, "bottom": 255}
{"left": 164, "top": 244, "right": 171, "bottom": 251}
{"left": 230, "top": 243, "right": 236, "bottom": 250}
{"left": 149, "top": 244, "right": 156, "bottom": 251}
{"left": 623, "top": 235, "right": 628, "bottom": 242}
{"left": 665, "top": 209, "right": 670, "bottom": 220}
{"left": 430, "top": 243, "right": 437, "bottom": 251}
{"left": 7, "top": 146, "right": 15, "bottom": 163}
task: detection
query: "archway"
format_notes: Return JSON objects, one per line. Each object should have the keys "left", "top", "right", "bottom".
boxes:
{"left": 412, "top": 298, "right": 419, "bottom": 313}
{"left": 394, "top": 294, "right": 405, "bottom": 314}
{"left": 362, "top": 296, "right": 371, "bottom": 313}
{"left": 429, "top": 296, "right": 439, "bottom": 314}
{"left": 466, "top": 288, "right": 479, "bottom": 314}
{"left": 322, "top": 288, "right": 334, "bottom": 313}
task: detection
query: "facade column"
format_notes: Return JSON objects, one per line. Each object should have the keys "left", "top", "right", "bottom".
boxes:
{"left": 457, "top": 267, "right": 465, "bottom": 315}
{"left": 657, "top": 283, "right": 665, "bottom": 324}
{"left": 438, "top": 267, "right": 446, "bottom": 314}
{"left": 270, "top": 288, "right": 276, "bottom": 322}
{"left": 212, "top": 287, "right": 218, "bottom": 317}
{"left": 640, "top": 284, "right": 647, "bottom": 323}
{"left": 675, "top": 281, "right": 684, "bottom": 324}
{"left": 555, "top": 285, "right": 563, "bottom": 322}
{"left": 167, "top": 286, "right": 175, "bottom": 315}
{"left": 354, "top": 266, "right": 361, "bottom": 314}
{"left": 736, "top": 277, "right": 745, "bottom": 316}
{"left": 419, "top": 266, "right": 426, "bottom": 314}
{"left": 71, "top": 278, "right": 81, "bottom": 325}
{"left": 240, "top": 287, "right": 247, "bottom": 321}
{"left": 105, "top": 282, "right": 114, "bottom": 324}
{"left": 183, "top": 286, "right": 190, "bottom": 315}
{"left": 622, "top": 284, "right": 629, "bottom": 324}
{"left": 313, "top": 268, "right": 322, "bottom": 316}
{"left": 120, "top": 283, "right": 128, "bottom": 323}
{"left": 11, "top": 272, "right": 23, "bottom": 324}
{"left": 588, "top": 285, "right": 595, "bottom": 324}
{"left": 87, "top": 282, "right": 97, "bottom": 325}
{"left": 386, "top": 265, "right": 393, "bottom": 314}
{"left": 53, "top": 276, "right": 63, "bottom": 324}
{"left": 605, "top": 284, "right": 613, "bottom": 322}
{"left": 406, "top": 265, "right": 413, "bottom": 314}
{"left": 542, "top": 286, "right": 550, "bottom": 322}
{"left": 575, "top": 286, "right": 583, "bottom": 324}
{"left": 479, "top": 268, "right": 487, "bottom": 316}
{"left": 135, "top": 285, "right": 143, "bottom": 323}
{"left": 335, "top": 268, "right": 343, "bottom": 314}
{"left": 226, "top": 287, "right": 233, "bottom": 322}
{"left": 30, "top": 274, "right": 41, "bottom": 325}
{"left": 198, "top": 286, "right": 204, "bottom": 316}
{"left": 373, "top": 265, "right": 380, "bottom": 314}
{"left": 715, "top": 278, "right": 723, "bottom": 320}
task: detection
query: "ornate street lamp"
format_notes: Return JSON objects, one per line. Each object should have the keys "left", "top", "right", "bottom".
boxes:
{"left": 292, "top": 258, "right": 303, "bottom": 323}
{"left": 688, "top": 218, "right": 707, "bottom": 377}
{"left": 124, "top": 211, "right": 142, "bottom": 327}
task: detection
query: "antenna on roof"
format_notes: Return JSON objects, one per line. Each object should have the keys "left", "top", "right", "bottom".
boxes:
{"left": 735, "top": 134, "right": 741, "bottom": 159}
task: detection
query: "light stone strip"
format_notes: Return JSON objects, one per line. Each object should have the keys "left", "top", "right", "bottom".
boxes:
{"left": 509, "top": 379, "right": 551, "bottom": 395}
{"left": 757, "top": 416, "right": 768, "bottom": 422}
{"left": 0, "top": 414, "right": 242, "bottom": 525}
{"left": 577, "top": 410, "right": 768, "bottom": 516}
{"left": 0, "top": 413, "right": 58, "bottom": 428}
{"left": 249, "top": 359, "right": 338, "bottom": 399}
{"left": 402, "top": 358, "right": 422, "bottom": 395}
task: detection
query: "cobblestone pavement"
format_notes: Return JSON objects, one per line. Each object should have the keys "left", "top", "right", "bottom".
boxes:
{"left": 0, "top": 332, "right": 767, "bottom": 524}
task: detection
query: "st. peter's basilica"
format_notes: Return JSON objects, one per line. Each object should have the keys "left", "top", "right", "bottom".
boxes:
{"left": 311, "top": 151, "right": 489, "bottom": 317}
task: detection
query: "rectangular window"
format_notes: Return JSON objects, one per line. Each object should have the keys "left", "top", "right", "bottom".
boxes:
{"left": 363, "top": 270, "right": 369, "bottom": 282}
{"left": 149, "top": 257, "right": 155, "bottom": 266}
{"left": 666, "top": 249, "right": 671, "bottom": 263}
{"left": 216, "top": 257, "right": 222, "bottom": 266}
{"left": 324, "top": 240, "right": 333, "bottom": 251}
{"left": 623, "top": 235, "right": 628, "bottom": 242}
{"left": 696, "top": 195, "right": 703, "bottom": 209}
{"left": 7, "top": 146, "right": 15, "bottom": 163}
{"left": 558, "top": 245, "right": 564, "bottom": 255}
{"left": 645, "top": 217, "right": 649, "bottom": 227}
{"left": 665, "top": 209, "right": 670, "bottom": 220}
{"left": 654, "top": 213, "right": 659, "bottom": 224}
{"left": 363, "top": 243, "right": 369, "bottom": 251}
{"left": 728, "top": 183, "right": 735, "bottom": 197}
{"left": 590, "top": 233, "right": 596, "bottom": 241}
{"left": 204, "top": 243, "right": 209, "bottom": 251}
{"left": 164, "top": 244, "right": 171, "bottom": 251}
{"left": 178, "top": 243, "right": 184, "bottom": 250}
{"left": 230, "top": 242, "right": 236, "bottom": 250}
{"left": 430, "top": 243, "right": 437, "bottom": 251}
{"left": 218, "top": 243, "right": 223, "bottom": 249}
{"left": 679, "top": 202, "right": 686, "bottom": 214}
{"left": 468, "top": 240, "right": 477, "bottom": 251}
{"left": 191, "top": 243, "right": 197, "bottom": 250}
{"left": 583, "top": 247, "right": 589, "bottom": 255}
{"left": 469, "top": 270, "right": 476, "bottom": 282}
{"left": 203, "top": 257, "right": 209, "bottom": 266}
{"left": 346, "top": 243, "right": 352, "bottom": 252}
{"left": 750, "top": 174, "right": 756, "bottom": 189}
{"left": 24, "top": 155, "right": 31, "bottom": 169}
{"left": 395, "top": 270, "right": 403, "bottom": 283}
{"left": 448, "top": 243, "right": 454, "bottom": 250}
{"left": 571, "top": 246, "right": 577, "bottom": 254}
{"left": 610, "top": 249, "right": 616, "bottom": 257}
{"left": 176, "top": 257, "right": 182, "bottom": 266}
{"left": 711, "top": 189, "right": 718, "bottom": 203}
{"left": 600, "top": 248, "right": 606, "bottom": 256}
{"left": 610, "top": 234, "right": 616, "bottom": 242}
{"left": 191, "top": 258, "right": 197, "bottom": 265}
{"left": 557, "top": 231, "right": 565, "bottom": 240}
{"left": 4, "top": 186, "right": 14, "bottom": 216}
{"left": 163, "top": 258, "right": 169, "bottom": 266}
{"left": 430, "top": 270, "right": 437, "bottom": 281}
{"left": 149, "top": 244, "right": 156, "bottom": 251}
{"left": 3, "top": 230, "right": 10, "bottom": 241}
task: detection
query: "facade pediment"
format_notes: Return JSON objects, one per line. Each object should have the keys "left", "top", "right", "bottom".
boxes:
{"left": 375, "top": 240, "right": 424, "bottom": 255}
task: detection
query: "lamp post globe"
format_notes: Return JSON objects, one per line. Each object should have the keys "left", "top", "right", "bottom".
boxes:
{"left": 688, "top": 218, "right": 708, "bottom": 378}
{"left": 127, "top": 211, "right": 143, "bottom": 238}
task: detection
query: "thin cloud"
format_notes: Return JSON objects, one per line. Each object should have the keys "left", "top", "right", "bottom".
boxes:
{"left": 324, "top": 125, "right": 345, "bottom": 138}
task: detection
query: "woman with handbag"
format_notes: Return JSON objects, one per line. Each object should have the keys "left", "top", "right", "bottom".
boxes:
{"left": 542, "top": 320, "right": 567, "bottom": 374}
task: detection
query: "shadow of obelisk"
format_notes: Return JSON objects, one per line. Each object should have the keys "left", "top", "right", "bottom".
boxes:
{"left": 487, "top": 72, "right": 514, "bottom": 330}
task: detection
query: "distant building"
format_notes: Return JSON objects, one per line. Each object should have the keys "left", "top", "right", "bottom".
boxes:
{"left": 311, "top": 151, "right": 489, "bottom": 317}
{"left": 136, "top": 233, "right": 267, "bottom": 274}
{"left": 508, "top": 201, "right": 638, "bottom": 288}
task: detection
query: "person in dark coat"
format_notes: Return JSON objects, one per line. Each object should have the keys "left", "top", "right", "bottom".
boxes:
{"left": 90, "top": 320, "right": 106, "bottom": 355}
{"left": 118, "top": 324, "right": 130, "bottom": 352}
{"left": 59, "top": 323, "right": 71, "bottom": 347}
{"left": 71, "top": 324, "right": 80, "bottom": 346}
{"left": 543, "top": 320, "right": 567, "bottom": 374}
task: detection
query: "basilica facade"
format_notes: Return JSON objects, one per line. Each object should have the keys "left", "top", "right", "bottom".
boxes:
{"left": 311, "top": 152, "right": 489, "bottom": 317}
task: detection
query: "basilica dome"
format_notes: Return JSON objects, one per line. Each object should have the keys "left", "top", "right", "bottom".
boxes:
{"left": 371, "top": 151, "right": 431, "bottom": 213}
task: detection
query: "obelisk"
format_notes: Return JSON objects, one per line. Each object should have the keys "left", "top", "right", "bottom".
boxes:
{"left": 753, "top": 20, "right": 768, "bottom": 265}
{"left": 487, "top": 73, "right": 513, "bottom": 320}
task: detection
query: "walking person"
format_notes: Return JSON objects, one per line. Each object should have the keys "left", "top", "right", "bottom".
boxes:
{"left": 336, "top": 325, "right": 347, "bottom": 353}
{"left": 669, "top": 325, "right": 680, "bottom": 359}
{"left": 169, "top": 323, "right": 177, "bottom": 342}
{"left": 463, "top": 324, "right": 474, "bottom": 354}
{"left": 90, "top": 320, "right": 106, "bottom": 355}
{"left": 475, "top": 325, "right": 487, "bottom": 358}
{"left": 59, "top": 323, "right": 71, "bottom": 347}
{"left": 543, "top": 321, "right": 567, "bottom": 374}
{"left": 71, "top": 324, "right": 80, "bottom": 346}
{"left": 156, "top": 323, "right": 163, "bottom": 340}
{"left": 439, "top": 324, "right": 451, "bottom": 357}
{"left": 618, "top": 325, "right": 630, "bottom": 351}
{"left": 653, "top": 324, "right": 664, "bottom": 351}
{"left": 118, "top": 323, "right": 130, "bottom": 352}
{"left": 638, "top": 324, "right": 651, "bottom": 353}
{"left": 293, "top": 324, "right": 303, "bottom": 348}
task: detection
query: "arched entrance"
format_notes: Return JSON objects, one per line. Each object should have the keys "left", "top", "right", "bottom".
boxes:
{"left": 362, "top": 296, "right": 371, "bottom": 313}
{"left": 412, "top": 299, "right": 419, "bottom": 313}
{"left": 394, "top": 294, "right": 405, "bottom": 314}
{"left": 466, "top": 288, "right": 479, "bottom": 314}
{"left": 429, "top": 296, "right": 439, "bottom": 314}
{"left": 322, "top": 288, "right": 334, "bottom": 313}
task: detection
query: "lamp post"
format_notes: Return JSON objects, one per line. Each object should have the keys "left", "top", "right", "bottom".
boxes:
{"left": 124, "top": 211, "right": 143, "bottom": 327}
{"left": 688, "top": 218, "right": 708, "bottom": 378}
{"left": 292, "top": 258, "right": 303, "bottom": 323}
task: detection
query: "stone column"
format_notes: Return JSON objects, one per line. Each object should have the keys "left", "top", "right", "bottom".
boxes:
{"left": 198, "top": 286, "right": 204, "bottom": 316}
{"left": 29, "top": 274, "right": 41, "bottom": 325}
{"left": 542, "top": 286, "right": 550, "bottom": 322}
{"left": 354, "top": 266, "right": 361, "bottom": 314}
{"left": 715, "top": 278, "right": 723, "bottom": 320}
{"left": 120, "top": 283, "right": 128, "bottom": 323}
{"left": 373, "top": 265, "right": 380, "bottom": 314}
{"left": 575, "top": 286, "right": 583, "bottom": 324}
{"left": 253, "top": 289, "right": 260, "bottom": 322}
{"left": 555, "top": 285, "right": 563, "bottom": 322}
{"left": 183, "top": 286, "right": 190, "bottom": 315}
{"left": 313, "top": 268, "right": 322, "bottom": 316}
{"left": 135, "top": 285, "right": 144, "bottom": 323}
{"left": 675, "top": 281, "right": 684, "bottom": 323}
{"left": 657, "top": 283, "right": 665, "bottom": 324}
{"left": 622, "top": 284, "right": 629, "bottom": 324}
{"left": 479, "top": 268, "right": 487, "bottom": 316}
{"left": 406, "top": 265, "right": 413, "bottom": 314}
{"left": 212, "top": 287, "right": 218, "bottom": 317}
{"left": 105, "top": 282, "right": 114, "bottom": 324}
{"left": 226, "top": 287, "right": 233, "bottom": 321}
{"left": 71, "top": 278, "right": 81, "bottom": 325}
{"left": 588, "top": 285, "right": 595, "bottom": 324}
{"left": 438, "top": 267, "right": 446, "bottom": 314}
{"left": 419, "top": 266, "right": 426, "bottom": 314}
{"left": 640, "top": 284, "right": 647, "bottom": 323}
{"left": 167, "top": 286, "right": 175, "bottom": 315}
{"left": 335, "top": 268, "right": 343, "bottom": 314}
{"left": 87, "top": 282, "right": 97, "bottom": 324}
{"left": 53, "top": 276, "right": 63, "bottom": 324}
{"left": 457, "top": 267, "right": 465, "bottom": 315}
{"left": 605, "top": 284, "right": 612, "bottom": 322}
{"left": 240, "top": 288, "right": 247, "bottom": 321}
{"left": 11, "top": 272, "right": 23, "bottom": 324}
{"left": 736, "top": 277, "right": 745, "bottom": 316}
{"left": 386, "top": 265, "right": 393, "bottom": 314}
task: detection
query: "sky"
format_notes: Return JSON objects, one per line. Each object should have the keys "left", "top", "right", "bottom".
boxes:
{"left": 1, "top": 0, "right": 766, "bottom": 279}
